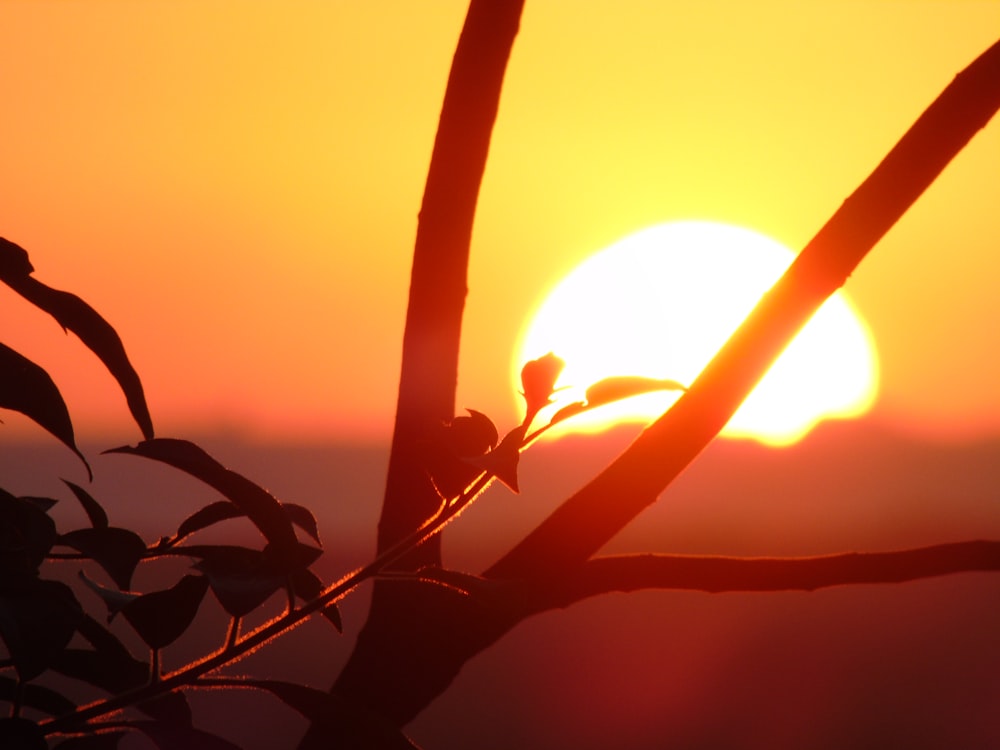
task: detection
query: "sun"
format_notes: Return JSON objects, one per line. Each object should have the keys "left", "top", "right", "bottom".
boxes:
{"left": 516, "top": 221, "right": 879, "bottom": 446}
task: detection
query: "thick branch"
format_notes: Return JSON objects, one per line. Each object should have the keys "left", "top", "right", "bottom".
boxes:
{"left": 377, "top": 0, "right": 524, "bottom": 564}
{"left": 299, "top": 4, "right": 525, "bottom": 746}
{"left": 487, "top": 38, "right": 1000, "bottom": 579}
{"left": 518, "top": 541, "right": 1000, "bottom": 613}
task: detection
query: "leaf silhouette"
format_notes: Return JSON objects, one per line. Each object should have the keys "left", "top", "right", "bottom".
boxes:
{"left": 174, "top": 501, "right": 243, "bottom": 542}
{"left": 234, "top": 680, "right": 420, "bottom": 749}
{"left": 59, "top": 527, "right": 147, "bottom": 590}
{"left": 52, "top": 615, "right": 192, "bottom": 724}
{"left": 288, "top": 568, "right": 342, "bottom": 632}
{"left": 191, "top": 545, "right": 287, "bottom": 618}
{"left": 106, "top": 439, "right": 299, "bottom": 559}
{"left": 282, "top": 503, "right": 322, "bottom": 545}
{"left": 443, "top": 408, "right": 499, "bottom": 457}
{"left": 465, "top": 425, "right": 525, "bottom": 493}
{"left": 174, "top": 499, "right": 321, "bottom": 546}
{"left": 0, "top": 343, "right": 90, "bottom": 479}
{"left": 583, "top": 375, "right": 687, "bottom": 409}
{"left": 0, "top": 579, "right": 82, "bottom": 681}
{"left": 0, "top": 237, "right": 154, "bottom": 441}
{"left": 63, "top": 480, "right": 108, "bottom": 529}
{"left": 548, "top": 400, "right": 586, "bottom": 427}
{"left": 520, "top": 352, "right": 565, "bottom": 423}
{"left": 81, "top": 572, "right": 208, "bottom": 650}
{"left": 0, "top": 489, "right": 57, "bottom": 582}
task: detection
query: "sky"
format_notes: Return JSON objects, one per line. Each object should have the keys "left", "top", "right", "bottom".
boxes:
{"left": 1, "top": 1, "right": 998, "bottom": 445}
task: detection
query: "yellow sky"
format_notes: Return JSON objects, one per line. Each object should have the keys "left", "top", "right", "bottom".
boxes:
{"left": 1, "top": 2, "right": 998, "bottom": 444}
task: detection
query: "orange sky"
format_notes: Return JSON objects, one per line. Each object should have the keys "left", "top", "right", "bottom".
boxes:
{"left": 1, "top": 2, "right": 998, "bottom": 444}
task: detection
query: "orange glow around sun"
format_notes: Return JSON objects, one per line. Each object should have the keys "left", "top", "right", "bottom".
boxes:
{"left": 516, "top": 222, "right": 879, "bottom": 446}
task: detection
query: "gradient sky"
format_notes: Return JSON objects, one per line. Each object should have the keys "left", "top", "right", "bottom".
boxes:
{"left": 1, "top": 2, "right": 998, "bottom": 444}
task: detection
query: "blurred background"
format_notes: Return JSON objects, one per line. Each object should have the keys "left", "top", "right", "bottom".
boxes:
{"left": 1, "top": 2, "right": 998, "bottom": 748}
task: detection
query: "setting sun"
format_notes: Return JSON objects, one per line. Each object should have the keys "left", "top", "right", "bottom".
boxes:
{"left": 517, "top": 222, "right": 879, "bottom": 445}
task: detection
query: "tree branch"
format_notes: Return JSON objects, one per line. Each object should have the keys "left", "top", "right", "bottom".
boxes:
{"left": 515, "top": 541, "right": 1000, "bottom": 613}
{"left": 487, "top": 37, "right": 1000, "bottom": 580}
{"left": 299, "top": 3, "right": 525, "bottom": 745}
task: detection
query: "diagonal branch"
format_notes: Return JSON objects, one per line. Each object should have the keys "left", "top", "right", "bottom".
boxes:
{"left": 514, "top": 541, "right": 1000, "bottom": 614}
{"left": 487, "top": 37, "right": 1000, "bottom": 580}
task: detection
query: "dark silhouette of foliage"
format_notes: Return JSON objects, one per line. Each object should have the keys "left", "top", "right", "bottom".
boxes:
{"left": 1, "top": 4, "right": 998, "bottom": 748}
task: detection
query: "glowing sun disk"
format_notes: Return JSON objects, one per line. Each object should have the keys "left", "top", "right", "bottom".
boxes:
{"left": 516, "top": 221, "right": 879, "bottom": 446}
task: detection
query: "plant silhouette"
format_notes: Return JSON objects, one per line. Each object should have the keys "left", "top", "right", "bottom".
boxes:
{"left": 2, "top": 3, "right": 999, "bottom": 749}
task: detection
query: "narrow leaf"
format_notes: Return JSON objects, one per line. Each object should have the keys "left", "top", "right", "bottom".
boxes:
{"left": 0, "top": 343, "right": 90, "bottom": 479}
{"left": 106, "top": 439, "right": 298, "bottom": 556}
{"left": 282, "top": 503, "right": 321, "bottom": 545}
{"left": 0, "top": 238, "right": 154, "bottom": 440}
{"left": 583, "top": 375, "right": 687, "bottom": 410}
{"left": 62, "top": 480, "right": 108, "bottom": 529}
{"left": 174, "top": 501, "right": 243, "bottom": 542}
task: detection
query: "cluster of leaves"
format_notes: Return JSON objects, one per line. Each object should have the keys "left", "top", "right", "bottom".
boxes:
{"left": 0, "top": 238, "right": 686, "bottom": 748}
{"left": 0, "top": 239, "right": 341, "bottom": 748}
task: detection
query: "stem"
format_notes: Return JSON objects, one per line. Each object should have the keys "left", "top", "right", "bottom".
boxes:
{"left": 39, "top": 472, "right": 495, "bottom": 736}
{"left": 225, "top": 617, "right": 241, "bottom": 649}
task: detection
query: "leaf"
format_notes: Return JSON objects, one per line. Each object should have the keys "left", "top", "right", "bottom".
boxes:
{"left": 63, "top": 480, "right": 108, "bottom": 529}
{"left": 583, "top": 375, "right": 687, "bottom": 410}
{"left": 442, "top": 409, "right": 498, "bottom": 457}
{"left": 59, "top": 527, "right": 147, "bottom": 590}
{"left": 0, "top": 579, "right": 82, "bottom": 681}
{"left": 106, "top": 439, "right": 299, "bottom": 558}
{"left": 18, "top": 495, "right": 58, "bottom": 513}
{"left": 126, "top": 720, "right": 243, "bottom": 750}
{"left": 288, "top": 568, "right": 342, "bottom": 632}
{"left": 235, "top": 681, "right": 421, "bottom": 749}
{"left": 0, "top": 675, "right": 76, "bottom": 716}
{"left": 174, "top": 501, "right": 243, "bottom": 542}
{"left": 79, "top": 572, "right": 208, "bottom": 650}
{"left": 174, "top": 500, "right": 321, "bottom": 546}
{"left": 78, "top": 571, "right": 138, "bottom": 618}
{"left": 0, "top": 489, "right": 57, "bottom": 582}
{"left": 52, "top": 733, "right": 128, "bottom": 750}
{"left": 191, "top": 546, "right": 286, "bottom": 618}
{"left": 52, "top": 615, "right": 192, "bottom": 725}
{"left": 0, "top": 237, "right": 154, "bottom": 441}
{"left": 520, "top": 352, "right": 565, "bottom": 420}
{"left": 282, "top": 503, "right": 321, "bottom": 545}
{"left": 0, "top": 717, "right": 47, "bottom": 750}
{"left": 465, "top": 425, "right": 525, "bottom": 493}
{"left": 548, "top": 400, "right": 586, "bottom": 427}
{"left": 0, "top": 343, "right": 91, "bottom": 479}
{"left": 123, "top": 575, "right": 209, "bottom": 650}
